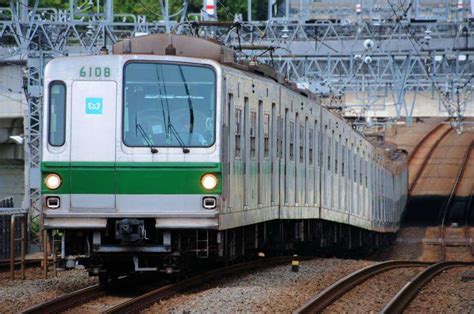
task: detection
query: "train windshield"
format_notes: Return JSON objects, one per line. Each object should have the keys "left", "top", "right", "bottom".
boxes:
{"left": 123, "top": 62, "right": 216, "bottom": 148}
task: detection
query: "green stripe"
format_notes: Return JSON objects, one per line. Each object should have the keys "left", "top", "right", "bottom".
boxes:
{"left": 42, "top": 162, "right": 222, "bottom": 195}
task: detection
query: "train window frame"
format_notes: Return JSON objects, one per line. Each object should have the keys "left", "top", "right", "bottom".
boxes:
{"left": 263, "top": 113, "right": 270, "bottom": 159}
{"left": 48, "top": 81, "right": 67, "bottom": 147}
{"left": 235, "top": 108, "right": 242, "bottom": 158}
{"left": 308, "top": 128, "right": 313, "bottom": 165}
{"left": 277, "top": 117, "right": 283, "bottom": 159}
{"left": 250, "top": 111, "right": 257, "bottom": 159}
{"left": 299, "top": 124, "right": 304, "bottom": 163}
{"left": 289, "top": 121, "right": 295, "bottom": 161}
{"left": 121, "top": 60, "right": 217, "bottom": 149}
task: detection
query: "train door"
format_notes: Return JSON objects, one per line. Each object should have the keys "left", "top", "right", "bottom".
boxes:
{"left": 271, "top": 103, "right": 277, "bottom": 205}
{"left": 70, "top": 81, "right": 117, "bottom": 210}
{"left": 243, "top": 97, "right": 249, "bottom": 207}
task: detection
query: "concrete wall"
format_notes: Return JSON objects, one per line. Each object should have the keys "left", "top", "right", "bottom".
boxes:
{"left": 342, "top": 91, "right": 474, "bottom": 118}
{"left": 0, "top": 64, "right": 26, "bottom": 208}
{"left": 0, "top": 164, "right": 24, "bottom": 208}
{"left": 0, "top": 65, "right": 25, "bottom": 119}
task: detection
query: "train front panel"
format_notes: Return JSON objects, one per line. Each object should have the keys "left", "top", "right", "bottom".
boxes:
{"left": 41, "top": 55, "right": 224, "bottom": 275}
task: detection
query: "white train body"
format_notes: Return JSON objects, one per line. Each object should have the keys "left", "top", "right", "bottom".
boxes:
{"left": 41, "top": 35, "right": 407, "bottom": 277}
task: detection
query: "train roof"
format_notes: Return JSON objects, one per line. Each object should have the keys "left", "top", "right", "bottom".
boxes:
{"left": 112, "top": 34, "right": 407, "bottom": 173}
{"left": 112, "top": 33, "right": 318, "bottom": 101}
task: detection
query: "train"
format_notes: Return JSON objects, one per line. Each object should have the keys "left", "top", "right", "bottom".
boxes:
{"left": 41, "top": 34, "right": 408, "bottom": 283}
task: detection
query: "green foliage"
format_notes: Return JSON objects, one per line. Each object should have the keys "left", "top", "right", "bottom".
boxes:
{"left": 30, "top": 216, "right": 41, "bottom": 243}
{"left": 33, "top": 0, "right": 272, "bottom": 22}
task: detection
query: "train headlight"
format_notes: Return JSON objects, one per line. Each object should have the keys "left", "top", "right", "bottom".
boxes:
{"left": 45, "top": 173, "right": 61, "bottom": 190}
{"left": 201, "top": 173, "right": 218, "bottom": 190}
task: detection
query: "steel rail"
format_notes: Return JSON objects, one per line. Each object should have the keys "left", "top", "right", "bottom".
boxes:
{"left": 382, "top": 261, "right": 474, "bottom": 314}
{"left": 294, "top": 260, "right": 430, "bottom": 314}
{"left": 408, "top": 123, "right": 446, "bottom": 164}
{"left": 22, "top": 284, "right": 105, "bottom": 314}
{"left": 465, "top": 186, "right": 474, "bottom": 256}
{"left": 439, "top": 140, "right": 474, "bottom": 260}
{"left": 408, "top": 123, "right": 451, "bottom": 194}
{"left": 105, "top": 256, "right": 294, "bottom": 314}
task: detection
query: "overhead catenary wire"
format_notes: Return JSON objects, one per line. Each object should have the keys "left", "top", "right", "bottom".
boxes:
{"left": 386, "top": 0, "right": 472, "bottom": 118}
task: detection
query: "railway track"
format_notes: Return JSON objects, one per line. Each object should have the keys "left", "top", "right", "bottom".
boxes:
{"left": 22, "top": 256, "right": 294, "bottom": 314}
{"left": 382, "top": 260, "right": 474, "bottom": 313}
{"left": 22, "top": 284, "right": 106, "bottom": 313}
{"left": 465, "top": 187, "right": 474, "bottom": 256}
{"left": 295, "top": 259, "right": 474, "bottom": 313}
{"left": 408, "top": 123, "right": 451, "bottom": 194}
{"left": 439, "top": 140, "right": 474, "bottom": 261}
{"left": 294, "top": 260, "right": 430, "bottom": 313}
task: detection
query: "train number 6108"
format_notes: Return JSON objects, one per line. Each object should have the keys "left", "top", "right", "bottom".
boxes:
{"left": 80, "top": 66, "right": 111, "bottom": 78}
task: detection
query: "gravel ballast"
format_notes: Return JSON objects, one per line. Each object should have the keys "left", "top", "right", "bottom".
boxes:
{"left": 324, "top": 267, "right": 425, "bottom": 313}
{"left": 145, "top": 258, "right": 373, "bottom": 313}
{"left": 0, "top": 267, "right": 97, "bottom": 313}
{"left": 406, "top": 266, "right": 474, "bottom": 313}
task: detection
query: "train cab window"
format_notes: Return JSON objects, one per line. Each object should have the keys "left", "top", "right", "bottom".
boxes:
{"left": 48, "top": 82, "right": 66, "bottom": 146}
{"left": 308, "top": 129, "right": 313, "bottom": 165}
{"left": 289, "top": 122, "right": 295, "bottom": 161}
{"left": 123, "top": 62, "right": 216, "bottom": 148}
{"left": 263, "top": 113, "right": 270, "bottom": 159}
{"left": 235, "top": 109, "right": 242, "bottom": 157}
{"left": 299, "top": 125, "right": 304, "bottom": 163}
{"left": 250, "top": 111, "right": 256, "bottom": 159}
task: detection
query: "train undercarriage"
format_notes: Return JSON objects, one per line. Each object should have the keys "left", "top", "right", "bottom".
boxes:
{"left": 52, "top": 218, "right": 395, "bottom": 284}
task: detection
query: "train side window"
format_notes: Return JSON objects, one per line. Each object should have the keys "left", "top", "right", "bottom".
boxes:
{"left": 299, "top": 124, "right": 304, "bottom": 163}
{"left": 289, "top": 122, "right": 295, "bottom": 161}
{"left": 335, "top": 141, "right": 338, "bottom": 174}
{"left": 353, "top": 154, "right": 357, "bottom": 182}
{"left": 308, "top": 128, "right": 313, "bottom": 165}
{"left": 264, "top": 113, "right": 270, "bottom": 159}
{"left": 315, "top": 120, "right": 319, "bottom": 165}
{"left": 48, "top": 82, "right": 66, "bottom": 146}
{"left": 235, "top": 108, "right": 242, "bottom": 157}
{"left": 226, "top": 93, "right": 233, "bottom": 127}
{"left": 341, "top": 143, "right": 345, "bottom": 177}
{"left": 250, "top": 111, "right": 256, "bottom": 159}
{"left": 327, "top": 136, "right": 331, "bottom": 171}
{"left": 277, "top": 117, "right": 283, "bottom": 159}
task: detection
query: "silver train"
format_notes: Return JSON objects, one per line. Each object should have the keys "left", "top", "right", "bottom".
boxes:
{"left": 41, "top": 34, "right": 407, "bottom": 281}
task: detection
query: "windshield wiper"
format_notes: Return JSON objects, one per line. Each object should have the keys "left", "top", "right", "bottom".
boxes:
{"left": 167, "top": 120, "right": 190, "bottom": 154}
{"left": 135, "top": 119, "right": 158, "bottom": 154}
{"left": 178, "top": 65, "right": 195, "bottom": 134}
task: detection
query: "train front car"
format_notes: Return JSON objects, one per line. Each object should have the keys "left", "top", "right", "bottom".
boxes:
{"left": 42, "top": 51, "right": 222, "bottom": 281}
